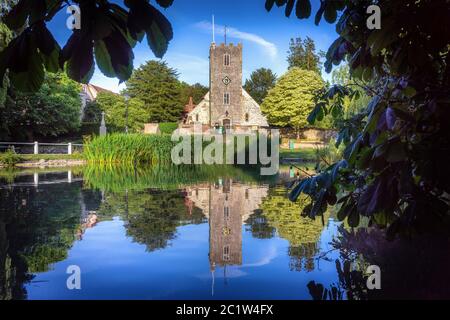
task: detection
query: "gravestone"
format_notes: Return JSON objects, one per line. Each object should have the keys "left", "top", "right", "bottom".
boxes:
{"left": 99, "top": 112, "right": 107, "bottom": 136}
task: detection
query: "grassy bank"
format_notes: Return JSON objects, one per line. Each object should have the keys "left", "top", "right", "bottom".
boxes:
{"left": 279, "top": 148, "right": 317, "bottom": 161}
{"left": 0, "top": 151, "right": 84, "bottom": 167}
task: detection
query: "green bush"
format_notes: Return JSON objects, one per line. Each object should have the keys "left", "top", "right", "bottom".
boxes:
{"left": 0, "top": 149, "right": 21, "bottom": 167}
{"left": 159, "top": 122, "right": 178, "bottom": 134}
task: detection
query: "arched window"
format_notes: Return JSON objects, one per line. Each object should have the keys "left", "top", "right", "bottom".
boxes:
{"left": 224, "top": 53, "right": 230, "bottom": 66}
{"left": 223, "top": 93, "right": 230, "bottom": 105}
{"left": 195, "top": 114, "right": 199, "bottom": 122}
{"left": 245, "top": 113, "right": 249, "bottom": 122}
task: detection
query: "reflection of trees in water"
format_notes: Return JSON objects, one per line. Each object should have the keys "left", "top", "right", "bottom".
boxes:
{"left": 0, "top": 182, "right": 88, "bottom": 300}
{"left": 288, "top": 243, "right": 318, "bottom": 272}
{"left": 259, "top": 187, "right": 328, "bottom": 272}
{"left": 308, "top": 226, "right": 450, "bottom": 300}
{"left": 97, "top": 189, "right": 206, "bottom": 252}
{"left": 244, "top": 209, "right": 275, "bottom": 239}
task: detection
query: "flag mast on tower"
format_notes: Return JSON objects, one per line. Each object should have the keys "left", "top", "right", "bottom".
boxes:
{"left": 212, "top": 14, "right": 215, "bottom": 43}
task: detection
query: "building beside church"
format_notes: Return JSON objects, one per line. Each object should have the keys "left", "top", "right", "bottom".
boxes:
{"left": 181, "top": 42, "right": 269, "bottom": 133}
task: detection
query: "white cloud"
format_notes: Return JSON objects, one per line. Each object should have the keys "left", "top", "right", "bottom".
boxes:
{"left": 195, "top": 21, "right": 278, "bottom": 59}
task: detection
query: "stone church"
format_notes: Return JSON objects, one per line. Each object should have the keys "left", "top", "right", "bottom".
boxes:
{"left": 181, "top": 42, "right": 269, "bottom": 132}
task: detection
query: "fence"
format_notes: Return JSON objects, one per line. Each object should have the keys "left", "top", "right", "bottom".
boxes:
{"left": 0, "top": 142, "right": 83, "bottom": 155}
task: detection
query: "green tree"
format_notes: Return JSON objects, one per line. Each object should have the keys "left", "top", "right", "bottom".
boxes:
{"left": 287, "top": 37, "right": 324, "bottom": 73}
{"left": 94, "top": 92, "right": 147, "bottom": 133}
{"left": 243, "top": 68, "right": 277, "bottom": 104}
{"left": 261, "top": 67, "right": 324, "bottom": 137}
{"left": 0, "top": 22, "right": 13, "bottom": 107}
{"left": 0, "top": 72, "right": 81, "bottom": 140}
{"left": 179, "top": 82, "right": 208, "bottom": 106}
{"left": 125, "top": 60, "right": 182, "bottom": 122}
{"left": 0, "top": 0, "right": 174, "bottom": 92}
{"left": 268, "top": 0, "right": 450, "bottom": 236}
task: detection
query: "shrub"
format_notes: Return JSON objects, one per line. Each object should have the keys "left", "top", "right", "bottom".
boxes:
{"left": 0, "top": 148, "right": 21, "bottom": 167}
{"left": 159, "top": 122, "right": 178, "bottom": 134}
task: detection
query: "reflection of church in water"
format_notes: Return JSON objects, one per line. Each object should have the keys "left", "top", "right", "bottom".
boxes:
{"left": 185, "top": 179, "right": 268, "bottom": 273}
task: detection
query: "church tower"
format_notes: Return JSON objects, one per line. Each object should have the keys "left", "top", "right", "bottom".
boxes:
{"left": 209, "top": 42, "right": 243, "bottom": 129}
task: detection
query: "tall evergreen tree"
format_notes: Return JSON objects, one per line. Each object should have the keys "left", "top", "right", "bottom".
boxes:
{"left": 287, "top": 37, "right": 323, "bottom": 73}
{"left": 244, "top": 68, "right": 277, "bottom": 105}
{"left": 179, "top": 82, "right": 208, "bottom": 106}
{"left": 125, "top": 61, "right": 183, "bottom": 122}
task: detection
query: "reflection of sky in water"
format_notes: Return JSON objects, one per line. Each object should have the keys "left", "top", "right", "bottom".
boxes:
{"left": 25, "top": 218, "right": 342, "bottom": 300}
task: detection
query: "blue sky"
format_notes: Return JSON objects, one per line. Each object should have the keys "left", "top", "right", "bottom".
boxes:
{"left": 48, "top": 0, "right": 339, "bottom": 92}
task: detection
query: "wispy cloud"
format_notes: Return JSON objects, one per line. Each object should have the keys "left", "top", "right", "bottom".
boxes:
{"left": 195, "top": 21, "right": 278, "bottom": 59}
{"left": 165, "top": 53, "right": 210, "bottom": 85}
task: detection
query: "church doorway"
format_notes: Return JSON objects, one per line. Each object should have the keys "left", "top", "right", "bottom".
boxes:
{"left": 223, "top": 119, "right": 231, "bottom": 130}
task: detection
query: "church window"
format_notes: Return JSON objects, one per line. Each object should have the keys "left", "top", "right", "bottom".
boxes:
{"left": 245, "top": 113, "right": 249, "bottom": 122}
{"left": 195, "top": 114, "right": 199, "bottom": 122}
{"left": 224, "top": 93, "right": 230, "bottom": 105}
{"left": 224, "top": 53, "right": 230, "bottom": 66}
{"left": 224, "top": 206, "right": 230, "bottom": 220}
{"left": 223, "top": 246, "right": 230, "bottom": 261}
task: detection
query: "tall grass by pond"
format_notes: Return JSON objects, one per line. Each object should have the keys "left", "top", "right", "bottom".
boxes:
{"left": 83, "top": 132, "right": 279, "bottom": 166}
{"left": 84, "top": 133, "right": 174, "bottom": 165}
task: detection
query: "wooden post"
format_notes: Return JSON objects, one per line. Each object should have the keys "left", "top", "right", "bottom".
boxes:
{"left": 34, "top": 141, "right": 39, "bottom": 155}
{"left": 68, "top": 142, "right": 72, "bottom": 155}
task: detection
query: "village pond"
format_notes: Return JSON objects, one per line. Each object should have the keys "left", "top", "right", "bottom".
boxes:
{"left": 0, "top": 165, "right": 449, "bottom": 300}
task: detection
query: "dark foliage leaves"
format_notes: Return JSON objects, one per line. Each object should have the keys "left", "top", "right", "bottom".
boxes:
{"left": 269, "top": 0, "right": 450, "bottom": 236}
{"left": 0, "top": 0, "right": 174, "bottom": 91}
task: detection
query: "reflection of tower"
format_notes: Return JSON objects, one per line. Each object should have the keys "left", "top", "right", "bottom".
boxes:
{"left": 185, "top": 180, "right": 268, "bottom": 293}
{"left": 209, "top": 178, "right": 242, "bottom": 271}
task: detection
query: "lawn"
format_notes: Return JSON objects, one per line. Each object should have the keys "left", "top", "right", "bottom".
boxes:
{"left": 279, "top": 147, "right": 317, "bottom": 161}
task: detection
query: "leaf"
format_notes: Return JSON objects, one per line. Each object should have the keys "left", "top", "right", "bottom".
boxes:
{"left": 347, "top": 206, "right": 360, "bottom": 227}
{"left": 10, "top": 42, "right": 45, "bottom": 92}
{"left": 307, "top": 104, "right": 324, "bottom": 124}
{"left": 385, "top": 107, "right": 396, "bottom": 130}
{"left": 103, "top": 30, "right": 134, "bottom": 81}
{"left": 145, "top": 4, "right": 173, "bottom": 58}
{"left": 337, "top": 202, "right": 350, "bottom": 221}
{"left": 310, "top": 189, "right": 326, "bottom": 218}
{"left": 295, "top": 0, "right": 311, "bottom": 19}
{"left": 155, "top": 0, "right": 174, "bottom": 8}
{"left": 265, "top": 0, "right": 276, "bottom": 11}
{"left": 314, "top": 1, "right": 326, "bottom": 25}
{"left": 285, "top": 0, "right": 295, "bottom": 17}
{"left": 94, "top": 40, "right": 116, "bottom": 78}
{"left": 323, "top": 3, "right": 337, "bottom": 23}
{"left": 63, "top": 31, "right": 95, "bottom": 83}
{"left": 357, "top": 177, "right": 385, "bottom": 215}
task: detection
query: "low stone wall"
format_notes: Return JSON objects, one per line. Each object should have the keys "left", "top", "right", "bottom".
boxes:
{"left": 15, "top": 159, "right": 86, "bottom": 168}
{"left": 280, "top": 128, "right": 337, "bottom": 142}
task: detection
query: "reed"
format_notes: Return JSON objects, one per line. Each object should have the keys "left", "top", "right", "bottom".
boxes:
{"left": 83, "top": 133, "right": 175, "bottom": 165}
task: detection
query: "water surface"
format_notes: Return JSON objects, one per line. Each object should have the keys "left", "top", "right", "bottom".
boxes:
{"left": 1, "top": 166, "right": 449, "bottom": 300}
